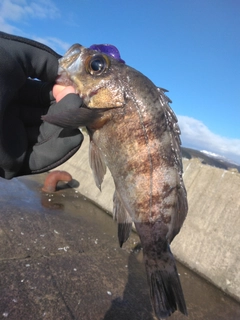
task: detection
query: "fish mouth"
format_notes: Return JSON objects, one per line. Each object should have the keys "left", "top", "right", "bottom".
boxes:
{"left": 58, "top": 44, "right": 83, "bottom": 73}
{"left": 55, "top": 73, "right": 101, "bottom": 105}
{"left": 56, "top": 73, "right": 75, "bottom": 87}
{"left": 55, "top": 44, "right": 83, "bottom": 92}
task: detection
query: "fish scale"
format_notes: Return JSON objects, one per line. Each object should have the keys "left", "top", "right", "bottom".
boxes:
{"left": 43, "top": 43, "right": 188, "bottom": 319}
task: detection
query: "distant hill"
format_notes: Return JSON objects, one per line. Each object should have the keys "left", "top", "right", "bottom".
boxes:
{"left": 181, "top": 147, "right": 240, "bottom": 173}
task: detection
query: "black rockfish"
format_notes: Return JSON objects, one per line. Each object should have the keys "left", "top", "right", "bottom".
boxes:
{"left": 43, "top": 44, "right": 188, "bottom": 319}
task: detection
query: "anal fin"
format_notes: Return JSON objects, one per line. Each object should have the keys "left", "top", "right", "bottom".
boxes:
{"left": 113, "top": 190, "right": 132, "bottom": 247}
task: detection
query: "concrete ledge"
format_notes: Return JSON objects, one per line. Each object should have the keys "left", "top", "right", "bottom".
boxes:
{"left": 172, "top": 158, "right": 240, "bottom": 302}
{"left": 55, "top": 133, "right": 240, "bottom": 301}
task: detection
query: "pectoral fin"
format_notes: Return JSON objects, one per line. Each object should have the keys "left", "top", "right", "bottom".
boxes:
{"left": 89, "top": 139, "right": 107, "bottom": 190}
{"left": 113, "top": 190, "right": 132, "bottom": 247}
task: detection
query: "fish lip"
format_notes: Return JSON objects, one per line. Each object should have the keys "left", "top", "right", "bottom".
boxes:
{"left": 58, "top": 44, "right": 83, "bottom": 70}
{"left": 55, "top": 73, "right": 75, "bottom": 87}
{"left": 56, "top": 43, "right": 83, "bottom": 86}
{"left": 64, "top": 43, "right": 82, "bottom": 58}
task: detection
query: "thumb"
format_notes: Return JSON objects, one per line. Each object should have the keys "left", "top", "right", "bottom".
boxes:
{"left": 23, "top": 127, "right": 83, "bottom": 174}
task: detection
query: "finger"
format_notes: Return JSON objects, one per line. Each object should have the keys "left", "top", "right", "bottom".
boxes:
{"left": 18, "top": 79, "right": 53, "bottom": 107}
{"left": 53, "top": 85, "right": 76, "bottom": 102}
{"left": 20, "top": 105, "right": 48, "bottom": 126}
{"left": 35, "top": 94, "right": 83, "bottom": 140}
{"left": 0, "top": 31, "right": 60, "bottom": 82}
{"left": 49, "top": 94, "right": 84, "bottom": 115}
{"left": 26, "top": 128, "right": 84, "bottom": 174}
{"left": 20, "top": 93, "right": 83, "bottom": 129}
{"left": 25, "top": 126, "right": 41, "bottom": 145}
{"left": 0, "top": 115, "right": 27, "bottom": 179}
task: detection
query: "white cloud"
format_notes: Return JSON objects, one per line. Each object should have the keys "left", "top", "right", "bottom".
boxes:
{"left": 0, "top": 0, "right": 60, "bottom": 22}
{"left": 0, "top": 16, "right": 20, "bottom": 34}
{"left": 25, "top": 0, "right": 60, "bottom": 19}
{"left": 178, "top": 115, "right": 240, "bottom": 164}
{"left": 32, "top": 36, "right": 70, "bottom": 54}
{"left": 0, "top": 0, "right": 66, "bottom": 53}
{"left": 1, "top": 0, "right": 25, "bottom": 21}
{"left": 0, "top": 0, "right": 60, "bottom": 33}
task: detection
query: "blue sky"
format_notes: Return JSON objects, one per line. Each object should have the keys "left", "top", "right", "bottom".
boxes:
{"left": 1, "top": 0, "right": 240, "bottom": 163}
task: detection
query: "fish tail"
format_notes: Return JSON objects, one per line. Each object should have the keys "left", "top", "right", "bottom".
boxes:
{"left": 144, "top": 249, "right": 187, "bottom": 319}
{"left": 135, "top": 222, "right": 187, "bottom": 318}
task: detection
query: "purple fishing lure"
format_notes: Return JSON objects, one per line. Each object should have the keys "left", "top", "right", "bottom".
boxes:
{"left": 89, "top": 44, "right": 125, "bottom": 63}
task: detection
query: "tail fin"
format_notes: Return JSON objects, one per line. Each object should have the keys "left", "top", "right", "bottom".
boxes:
{"left": 135, "top": 222, "right": 187, "bottom": 318}
{"left": 145, "top": 257, "right": 187, "bottom": 319}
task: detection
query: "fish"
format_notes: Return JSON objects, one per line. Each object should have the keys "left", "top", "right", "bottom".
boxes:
{"left": 42, "top": 43, "right": 188, "bottom": 319}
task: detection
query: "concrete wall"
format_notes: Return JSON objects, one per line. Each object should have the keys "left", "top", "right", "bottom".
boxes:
{"left": 55, "top": 133, "right": 240, "bottom": 301}
{"left": 172, "top": 158, "right": 240, "bottom": 302}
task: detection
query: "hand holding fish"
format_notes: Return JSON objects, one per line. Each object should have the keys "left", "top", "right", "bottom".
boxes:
{"left": 43, "top": 43, "right": 188, "bottom": 319}
{"left": 53, "top": 84, "right": 76, "bottom": 102}
{"left": 0, "top": 32, "right": 83, "bottom": 179}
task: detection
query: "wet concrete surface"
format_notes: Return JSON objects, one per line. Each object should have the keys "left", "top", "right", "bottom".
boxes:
{"left": 0, "top": 174, "right": 240, "bottom": 320}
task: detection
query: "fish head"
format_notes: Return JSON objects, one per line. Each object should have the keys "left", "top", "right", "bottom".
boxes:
{"left": 56, "top": 43, "right": 126, "bottom": 110}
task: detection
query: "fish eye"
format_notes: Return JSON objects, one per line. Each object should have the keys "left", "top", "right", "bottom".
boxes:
{"left": 86, "top": 54, "right": 110, "bottom": 75}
